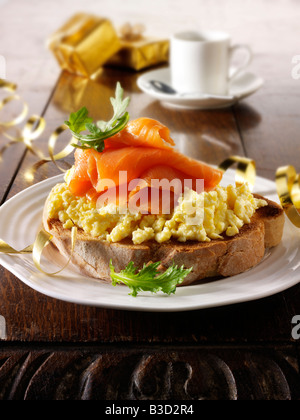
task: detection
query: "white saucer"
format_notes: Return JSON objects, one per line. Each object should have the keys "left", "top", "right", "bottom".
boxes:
{"left": 137, "top": 68, "right": 264, "bottom": 110}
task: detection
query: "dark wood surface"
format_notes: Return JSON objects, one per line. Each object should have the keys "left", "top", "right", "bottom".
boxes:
{"left": 0, "top": 0, "right": 300, "bottom": 400}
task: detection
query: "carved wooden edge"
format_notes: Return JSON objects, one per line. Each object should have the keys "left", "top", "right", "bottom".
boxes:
{"left": 0, "top": 345, "right": 299, "bottom": 400}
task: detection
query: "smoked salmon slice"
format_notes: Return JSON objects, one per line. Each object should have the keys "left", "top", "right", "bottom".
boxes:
{"left": 127, "top": 165, "right": 202, "bottom": 214}
{"left": 88, "top": 147, "right": 221, "bottom": 192}
{"left": 104, "top": 118, "right": 175, "bottom": 150}
{"left": 128, "top": 165, "right": 201, "bottom": 199}
{"left": 68, "top": 118, "right": 223, "bottom": 208}
{"left": 68, "top": 147, "right": 92, "bottom": 196}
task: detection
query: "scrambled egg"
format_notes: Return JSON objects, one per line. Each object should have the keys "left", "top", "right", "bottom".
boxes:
{"left": 47, "top": 180, "right": 267, "bottom": 245}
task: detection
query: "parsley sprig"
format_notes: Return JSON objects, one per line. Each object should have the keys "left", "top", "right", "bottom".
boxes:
{"left": 110, "top": 260, "right": 193, "bottom": 297}
{"left": 64, "top": 82, "right": 130, "bottom": 152}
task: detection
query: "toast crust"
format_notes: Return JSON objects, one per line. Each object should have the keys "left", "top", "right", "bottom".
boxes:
{"left": 42, "top": 195, "right": 285, "bottom": 286}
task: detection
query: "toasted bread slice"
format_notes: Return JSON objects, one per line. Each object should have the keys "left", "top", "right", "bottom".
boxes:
{"left": 42, "top": 195, "right": 285, "bottom": 286}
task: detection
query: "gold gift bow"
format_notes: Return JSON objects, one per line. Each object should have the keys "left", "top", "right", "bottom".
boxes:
{"left": 119, "top": 22, "right": 145, "bottom": 41}
{"left": 0, "top": 78, "right": 76, "bottom": 174}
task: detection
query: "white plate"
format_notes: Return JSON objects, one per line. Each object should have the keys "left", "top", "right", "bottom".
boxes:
{"left": 137, "top": 68, "right": 264, "bottom": 109}
{"left": 0, "top": 172, "right": 299, "bottom": 312}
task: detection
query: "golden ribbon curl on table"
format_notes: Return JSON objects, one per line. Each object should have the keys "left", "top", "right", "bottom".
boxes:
{"left": 0, "top": 78, "right": 80, "bottom": 274}
{"left": 0, "top": 78, "right": 76, "bottom": 176}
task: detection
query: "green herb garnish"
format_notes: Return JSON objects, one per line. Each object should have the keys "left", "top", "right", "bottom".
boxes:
{"left": 109, "top": 260, "right": 193, "bottom": 297}
{"left": 64, "top": 82, "right": 130, "bottom": 152}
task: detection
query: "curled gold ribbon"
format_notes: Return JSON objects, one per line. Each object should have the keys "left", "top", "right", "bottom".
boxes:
{"left": 0, "top": 77, "right": 78, "bottom": 275}
{"left": 22, "top": 115, "right": 46, "bottom": 143}
{"left": 218, "top": 155, "right": 256, "bottom": 191}
{"left": 32, "top": 227, "right": 77, "bottom": 275}
{"left": 23, "top": 124, "right": 76, "bottom": 182}
{"left": 0, "top": 227, "right": 77, "bottom": 276}
{"left": 2, "top": 115, "right": 45, "bottom": 144}
{"left": 0, "top": 79, "right": 28, "bottom": 129}
{"left": 276, "top": 165, "right": 300, "bottom": 228}
{"left": 47, "top": 124, "right": 77, "bottom": 170}
{"left": 0, "top": 79, "right": 17, "bottom": 93}
{"left": 0, "top": 94, "right": 29, "bottom": 127}
{"left": 0, "top": 239, "right": 33, "bottom": 254}
{"left": 0, "top": 79, "right": 75, "bottom": 176}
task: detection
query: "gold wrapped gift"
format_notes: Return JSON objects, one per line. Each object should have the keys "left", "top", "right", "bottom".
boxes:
{"left": 107, "top": 23, "right": 169, "bottom": 71}
{"left": 48, "top": 13, "right": 121, "bottom": 77}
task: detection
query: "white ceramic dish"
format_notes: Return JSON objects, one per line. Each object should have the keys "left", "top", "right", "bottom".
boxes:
{"left": 0, "top": 171, "right": 298, "bottom": 312}
{"left": 137, "top": 68, "right": 264, "bottom": 110}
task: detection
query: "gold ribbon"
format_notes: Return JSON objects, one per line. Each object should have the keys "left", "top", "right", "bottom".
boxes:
{"left": 0, "top": 78, "right": 79, "bottom": 275}
{"left": 276, "top": 165, "right": 300, "bottom": 228}
{"left": 33, "top": 227, "right": 77, "bottom": 275}
{"left": 0, "top": 79, "right": 28, "bottom": 127}
{"left": 219, "top": 157, "right": 300, "bottom": 229}
{"left": 0, "top": 79, "right": 17, "bottom": 92}
{"left": 218, "top": 155, "right": 256, "bottom": 191}
{"left": 0, "top": 94, "right": 29, "bottom": 127}
{"left": 0, "top": 227, "right": 77, "bottom": 275}
{"left": 23, "top": 124, "right": 77, "bottom": 182}
{"left": 0, "top": 78, "right": 75, "bottom": 177}
{"left": 0, "top": 239, "right": 33, "bottom": 254}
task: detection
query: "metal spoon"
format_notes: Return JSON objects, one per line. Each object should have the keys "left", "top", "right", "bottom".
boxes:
{"left": 148, "top": 80, "right": 233, "bottom": 99}
{"left": 149, "top": 80, "right": 178, "bottom": 94}
{"left": 148, "top": 80, "right": 210, "bottom": 98}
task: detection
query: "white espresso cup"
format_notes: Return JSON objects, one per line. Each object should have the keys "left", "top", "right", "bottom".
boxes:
{"left": 170, "top": 31, "right": 252, "bottom": 95}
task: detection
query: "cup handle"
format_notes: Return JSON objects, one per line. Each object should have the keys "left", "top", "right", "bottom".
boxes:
{"left": 228, "top": 44, "right": 253, "bottom": 81}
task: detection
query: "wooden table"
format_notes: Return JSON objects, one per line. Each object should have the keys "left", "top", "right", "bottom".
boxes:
{"left": 0, "top": 0, "right": 300, "bottom": 401}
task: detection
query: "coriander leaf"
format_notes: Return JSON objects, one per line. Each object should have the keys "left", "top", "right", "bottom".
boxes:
{"left": 109, "top": 260, "right": 193, "bottom": 297}
{"left": 64, "top": 107, "right": 93, "bottom": 134}
{"left": 65, "top": 82, "right": 130, "bottom": 153}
